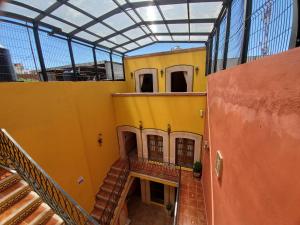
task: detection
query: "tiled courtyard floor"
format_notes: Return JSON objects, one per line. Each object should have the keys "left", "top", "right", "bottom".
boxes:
{"left": 178, "top": 170, "right": 207, "bottom": 225}
{"left": 127, "top": 196, "right": 172, "bottom": 225}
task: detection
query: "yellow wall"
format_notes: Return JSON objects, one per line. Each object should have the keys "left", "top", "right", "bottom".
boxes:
{"left": 124, "top": 48, "right": 207, "bottom": 93}
{"left": 0, "top": 81, "right": 127, "bottom": 212}
{"left": 113, "top": 95, "right": 207, "bottom": 135}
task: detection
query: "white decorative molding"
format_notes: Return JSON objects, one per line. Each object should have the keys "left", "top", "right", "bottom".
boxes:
{"left": 117, "top": 126, "right": 142, "bottom": 159}
{"left": 141, "top": 129, "right": 169, "bottom": 163}
{"left": 134, "top": 68, "right": 158, "bottom": 93}
{"left": 165, "top": 65, "right": 194, "bottom": 92}
{"left": 169, "top": 132, "right": 202, "bottom": 164}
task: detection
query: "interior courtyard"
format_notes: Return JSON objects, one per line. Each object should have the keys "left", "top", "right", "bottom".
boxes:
{"left": 0, "top": 0, "right": 299, "bottom": 225}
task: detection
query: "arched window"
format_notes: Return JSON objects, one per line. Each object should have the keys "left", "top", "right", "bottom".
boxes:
{"left": 135, "top": 68, "right": 158, "bottom": 93}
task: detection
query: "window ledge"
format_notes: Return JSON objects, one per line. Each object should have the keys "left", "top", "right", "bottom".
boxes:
{"left": 112, "top": 92, "right": 207, "bottom": 97}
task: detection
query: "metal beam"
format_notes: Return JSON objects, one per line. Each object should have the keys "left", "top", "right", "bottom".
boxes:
{"left": 124, "top": 42, "right": 157, "bottom": 54}
{"left": 239, "top": 0, "right": 252, "bottom": 64}
{"left": 112, "top": 32, "right": 209, "bottom": 49}
{"left": 109, "top": 52, "right": 115, "bottom": 80}
{"left": 1, "top": 12, "right": 124, "bottom": 55}
{"left": 187, "top": 0, "right": 191, "bottom": 41}
{"left": 153, "top": 0, "right": 173, "bottom": 41}
{"left": 290, "top": 0, "right": 299, "bottom": 48}
{"left": 92, "top": 46, "right": 99, "bottom": 81}
{"left": 32, "top": 23, "right": 48, "bottom": 81}
{"left": 222, "top": 0, "right": 232, "bottom": 70}
{"left": 69, "top": 0, "right": 220, "bottom": 37}
{"left": 67, "top": 38, "right": 77, "bottom": 77}
{"left": 213, "top": 24, "right": 220, "bottom": 73}
{"left": 35, "top": 0, "right": 69, "bottom": 22}
{"left": 94, "top": 19, "right": 215, "bottom": 45}
{"left": 63, "top": 2, "right": 138, "bottom": 47}
{"left": 124, "top": 0, "right": 158, "bottom": 42}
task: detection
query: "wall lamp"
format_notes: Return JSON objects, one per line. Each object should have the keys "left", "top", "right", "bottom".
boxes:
{"left": 160, "top": 69, "right": 164, "bottom": 77}
{"left": 98, "top": 133, "right": 103, "bottom": 146}
{"left": 130, "top": 72, "right": 134, "bottom": 79}
{"left": 167, "top": 124, "right": 171, "bottom": 134}
{"left": 139, "top": 121, "right": 143, "bottom": 130}
{"left": 195, "top": 66, "right": 199, "bottom": 75}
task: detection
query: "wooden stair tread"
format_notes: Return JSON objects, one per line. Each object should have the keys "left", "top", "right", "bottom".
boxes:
{"left": 0, "top": 173, "right": 21, "bottom": 192}
{"left": 0, "top": 191, "right": 41, "bottom": 224}
{"left": 91, "top": 208, "right": 104, "bottom": 221}
{"left": 96, "top": 189, "right": 111, "bottom": 201}
{"left": 0, "top": 168, "right": 12, "bottom": 181}
{"left": 95, "top": 199, "right": 113, "bottom": 210}
{"left": 20, "top": 203, "right": 53, "bottom": 225}
{"left": 0, "top": 180, "right": 29, "bottom": 201}
{"left": 44, "top": 214, "right": 64, "bottom": 225}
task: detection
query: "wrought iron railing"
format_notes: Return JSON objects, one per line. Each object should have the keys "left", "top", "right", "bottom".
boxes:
{"left": 128, "top": 157, "right": 180, "bottom": 183}
{"left": 0, "top": 128, "right": 99, "bottom": 225}
{"left": 99, "top": 162, "right": 129, "bottom": 225}
{"left": 173, "top": 167, "right": 182, "bottom": 225}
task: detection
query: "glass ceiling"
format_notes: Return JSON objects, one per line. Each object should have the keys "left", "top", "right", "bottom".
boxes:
{"left": 2, "top": 0, "right": 224, "bottom": 54}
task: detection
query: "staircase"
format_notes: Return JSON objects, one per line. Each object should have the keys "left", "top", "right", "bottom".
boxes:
{"left": 0, "top": 166, "right": 64, "bottom": 225}
{"left": 91, "top": 160, "right": 129, "bottom": 224}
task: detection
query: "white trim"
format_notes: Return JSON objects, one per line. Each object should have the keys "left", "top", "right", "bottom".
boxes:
{"left": 169, "top": 132, "right": 202, "bottom": 165}
{"left": 166, "top": 65, "right": 194, "bottom": 92}
{"left": 117, "top": 126, "right": 142, "bottom": 159}
{"left": 134, "top": 68, "right": 158, "bottom": 93}
{"left": 141, "top": 129, "right": 169, "bottom": 163}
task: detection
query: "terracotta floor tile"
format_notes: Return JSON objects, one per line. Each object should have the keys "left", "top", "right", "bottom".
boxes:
{"left": 178, "top": 171, "right": 207, "bottom": 225}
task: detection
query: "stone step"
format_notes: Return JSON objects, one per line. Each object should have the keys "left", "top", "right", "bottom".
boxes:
{"left": 0, "top": 191, "right": 42, "bottom": 225}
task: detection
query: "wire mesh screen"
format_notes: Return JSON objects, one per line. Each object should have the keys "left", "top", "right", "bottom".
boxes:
{"left": 39, "top": 31, "right": 72, "bottom": 81}
{"left": 247, "top": 0, "right": 294, "bottom": 62}
{"left": 95, "top": 49, "right": 112, "bottom": 80}
{"left": 216, "top": 14, "right": 228, "bottom": 71}
{"left": 72, "top": 42, "right": 96, "bottom": 81}
{"left": 210, "top": 34, "right": 216, "bottom": 73}
{"left": 0, "top": 21, "right": 41, "bottom": 82}
{"left": 111, "top": 54, "right": 124, "bottom": 80}
{"left": 227, "top": 0, "right": 245, "bottom": 68}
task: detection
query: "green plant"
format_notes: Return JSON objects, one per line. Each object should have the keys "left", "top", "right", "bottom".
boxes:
{"left": 193, "top": 161, "right": 202, "bottom": 173}
{"left": 166, "top": 203, "right": 172, "bottom": 211}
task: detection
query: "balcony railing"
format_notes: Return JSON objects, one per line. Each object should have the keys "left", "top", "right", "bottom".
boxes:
{"left": 128, "top": 157, "right": 180, "bottom": 183}
{"left": 0, "top": 128, "right": 99, "bottom": 225}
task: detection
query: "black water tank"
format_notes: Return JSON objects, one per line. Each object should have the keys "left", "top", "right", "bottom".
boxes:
{"left": 0, "top": 44, "right": 17, "bottom": 81}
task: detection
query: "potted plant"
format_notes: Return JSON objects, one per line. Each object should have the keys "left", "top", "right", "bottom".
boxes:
{"left": 193, "top": 161, "right": 202, "bottom": 179}
{"left": 166, "top": 203, "right": 173, "bottom": 216}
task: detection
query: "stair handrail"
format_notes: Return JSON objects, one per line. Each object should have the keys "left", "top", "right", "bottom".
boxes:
{"left": 100, "top": 162, "right": 129, "bottom": 225}
{"left": 0, "top": 128, "right": 99, "bottom": 225}
{"left": 173, "top": 166, "right": 181, "bottom": 225}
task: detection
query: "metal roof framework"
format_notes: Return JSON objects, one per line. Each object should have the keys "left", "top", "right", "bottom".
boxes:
{"left": 2, "top": 0, "right": 225, "bottom": 54}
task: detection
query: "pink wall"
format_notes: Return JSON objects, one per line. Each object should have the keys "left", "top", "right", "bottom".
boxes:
{"left": 201, "top": 105, "right": 212, "bottom": 225}
{"left": 204, "top": 48, "right": 300, "bottom": 225}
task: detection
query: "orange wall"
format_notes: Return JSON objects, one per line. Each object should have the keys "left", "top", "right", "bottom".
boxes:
{"left": 205, "top": 48, "right": 300, "bottom": 225}
{"left": 0, "top": 81, "right": 127, "bottom": 211}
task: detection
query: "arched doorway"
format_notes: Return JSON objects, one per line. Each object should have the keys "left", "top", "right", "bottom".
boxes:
{"left": 117, "top": 126, "right": 142, "bottom": 159}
